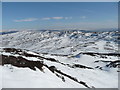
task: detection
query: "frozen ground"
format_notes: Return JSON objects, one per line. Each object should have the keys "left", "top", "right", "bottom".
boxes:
{"left": 0, "top": 30, "right": 119, "bottom": 88}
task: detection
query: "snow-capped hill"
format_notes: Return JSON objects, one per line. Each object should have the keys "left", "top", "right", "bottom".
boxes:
{"left": 0, "top": 47, "right": 119, "bottom": 88}
{"left": 0, "top": 30, "right": 119, "bottom": 88}
{"left": 1, "top": 30, "right": 119, "bottom": 55}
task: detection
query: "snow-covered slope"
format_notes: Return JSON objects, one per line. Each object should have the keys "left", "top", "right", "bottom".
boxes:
{"left": 0, "top": 30, "right": 119, "bottom": 88}
{"left": 1, "top": 30, "right": 119, "bottom": 54}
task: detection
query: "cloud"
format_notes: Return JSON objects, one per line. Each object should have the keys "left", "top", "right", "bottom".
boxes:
{"left": 42, "top": 17, "right": 51, "bottom": 20}
{"left": 14, "top": 16, "right": 72, "bottom": 22}
{"left": 14, "top": 18, "right": 38, "bottom": 22}
{"left": 42, "top": 16, "right": 72, "bottom": 20}
{"left": 52, "top": 17, "right": 64, "bottom": 20}
{"left": 80, "top": 16, "right": 87, "bottom": 19}
{"left": 65, "top": 17, "right": 72, "bottom": 20}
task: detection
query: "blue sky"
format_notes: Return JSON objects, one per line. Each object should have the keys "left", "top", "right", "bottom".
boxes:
{"left": 0, "top": 2, "right": 2, "bottom": 30}
{"left": 2, "top": 2, "right": 118, "bottom": 30}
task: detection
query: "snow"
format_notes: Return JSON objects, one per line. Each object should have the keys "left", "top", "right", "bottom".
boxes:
{"left": 0, "top": 66, "right": 2, "bottom": 90}
{"left": 41, "top": 54, "right": 118, "bottom": 88}
{"left": 1, "top": 30, "right": 118, "bottom": 54}
{"left": 27, "top": 51, "right": 39, "bottom": 55}
{"left": 1, "top": 53, "right": 118, "bottom": 88}
{"left": 0, "top": 30, "right": 119, "bottom": 88}
{"left": 2, "top": 65, "right": 84, "bottom": 88}
{"left": 22, "top": 56, "right": 40, "bottom": 61}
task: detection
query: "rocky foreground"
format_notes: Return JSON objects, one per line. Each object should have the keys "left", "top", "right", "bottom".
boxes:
{"left": 0, "top": 47, "right": 119, "bottom": 88}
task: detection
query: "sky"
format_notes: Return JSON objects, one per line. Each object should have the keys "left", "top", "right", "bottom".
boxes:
{"left": 0, "top": 2, "right": 2, "bottom": 31}
{"left": 2, "top": 2, "right": 118, "bottom": 31}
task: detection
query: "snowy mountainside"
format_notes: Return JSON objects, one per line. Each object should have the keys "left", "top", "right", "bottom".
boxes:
{"left": 0, "top": 48, "right": 119, "bottom": 88}
{"left": 0, "top": 30, "right": 119, "bottom": 88}
{"left": 1, "top": 30, "right": 119, "bottom": 55}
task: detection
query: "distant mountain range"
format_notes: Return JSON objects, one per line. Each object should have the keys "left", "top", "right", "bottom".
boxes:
{"left": 0, "top": 31, "right": 18, "bottom": 35}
